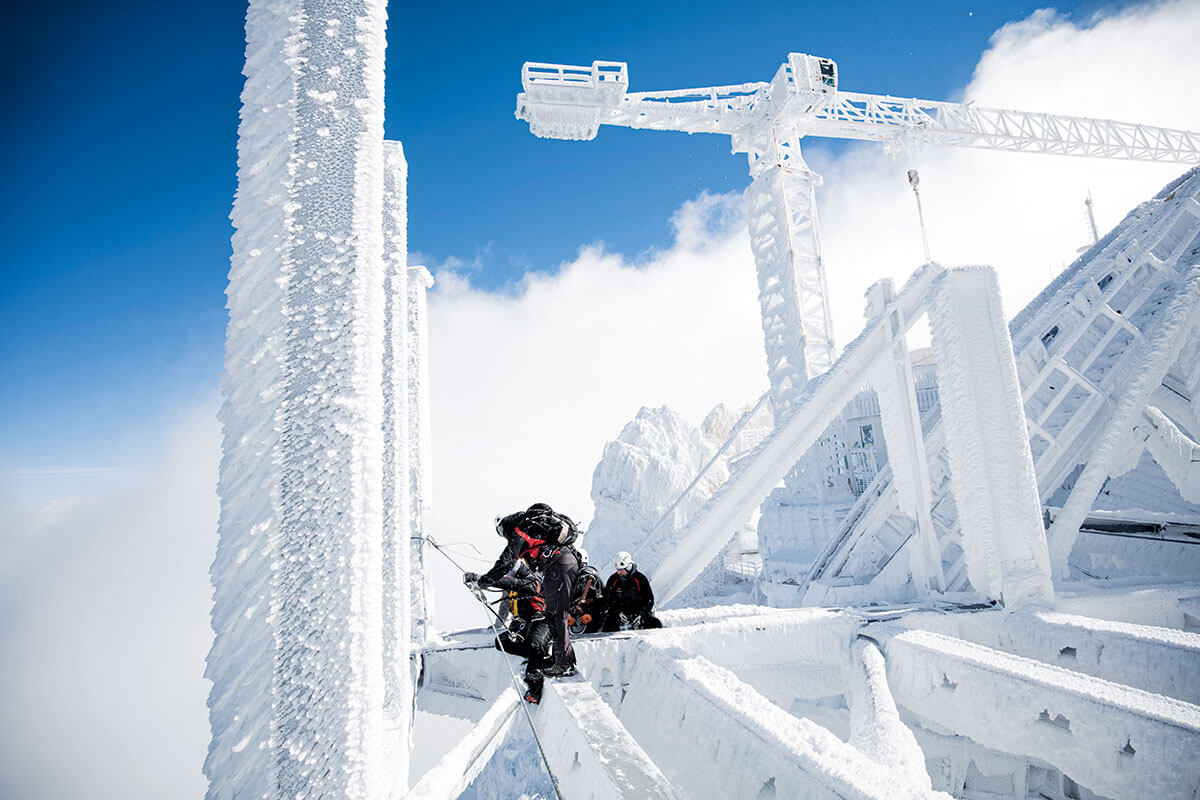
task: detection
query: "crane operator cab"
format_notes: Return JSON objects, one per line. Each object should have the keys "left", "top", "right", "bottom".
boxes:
{"left": 776, "top": 53, "right": 838, "bottom": 113}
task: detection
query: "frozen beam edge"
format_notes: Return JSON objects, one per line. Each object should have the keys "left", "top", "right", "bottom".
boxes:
{"left": 408, "top": 689, "right": 520, "bottom": 800}
{"left": 959, "top": 609, "right": 1200, "bottom": 706}
{"left": 536, "top": 680, "right": 683, "bottom": 800}
{"left": 652, "top": 263, "right": 945, "bottom": 606}
{"left": 887, "top": 628, "right": 1200, "bottom": 800}
{"left": 620, "top": 640, "right": 952, "bottom": 799}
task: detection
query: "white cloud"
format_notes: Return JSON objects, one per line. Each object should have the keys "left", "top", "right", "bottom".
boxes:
{"left": 0, "top": 403, "right": 218, "bottom": 800}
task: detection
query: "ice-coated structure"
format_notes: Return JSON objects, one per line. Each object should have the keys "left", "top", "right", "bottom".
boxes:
{"left": 418, "top": 169, "right": 1200, "bottom": 800}
{"left": 208, "top": 1, "right": 434, "bottom": 797}
{"left": 210, "top": 8, "right": 1200, "bottom": 796}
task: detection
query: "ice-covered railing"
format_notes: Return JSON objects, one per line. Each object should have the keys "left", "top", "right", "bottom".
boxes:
{"left": 651, "top": 262, "right": 1055, "bottom": 608}
{"left": 519, "top": 60, "right": 628, "bottom": 140}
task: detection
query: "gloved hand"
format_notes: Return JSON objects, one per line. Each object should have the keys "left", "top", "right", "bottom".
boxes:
{"left": 462, "top": 572, "right": 480, "bottom": 587}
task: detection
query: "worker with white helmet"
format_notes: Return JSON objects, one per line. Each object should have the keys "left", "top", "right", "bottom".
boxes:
{"left": 601, "top": 551, "right": 662, "bottom": 631}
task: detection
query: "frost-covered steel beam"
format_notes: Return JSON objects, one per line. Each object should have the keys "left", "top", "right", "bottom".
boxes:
{"left": 612, "top": 640, "right": 952, "bottom": 800}
{"left": 408, "top": 264, "right": 436, "bottom": 646}
{"left": 381, "top": 140, "right": 412, "bottom": 786}
{"left": 535, "top": 680, "right": 683, "bottom": 800}
{"left": 867, "top": 280, "right": 943, "bottom": 596}
{"left": 847, "top": 639, "right": 932, "bottom": 791}
{"left": 887, "top": 629, "right": 1200, "bottom": 800}
{"left": 209, "top": 1, "right": 392, "bottom": 799}
{"left": 928, "top": 268, "right": 1054, "bottom": 607}
{"left": 418, "top": 609, "right": 857, "bottom": 715}
{"left": 646, "top": 607, "right": 858, "bottom": 703}
{"left": 652, "top": 263, "right": 944, "bottom": 605}
{"left": 957, "top": 609, "right": 1200, "bottom": 706}
{"left": 409, "top": 689, "right": 520, "bottom": 800}
{"left": 416, "top": 638, "right": 518, "bottom": 718}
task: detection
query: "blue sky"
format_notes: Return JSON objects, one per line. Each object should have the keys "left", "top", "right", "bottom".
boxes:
{"left": 0, "top": 0, "right": 1122, "bottom": 509}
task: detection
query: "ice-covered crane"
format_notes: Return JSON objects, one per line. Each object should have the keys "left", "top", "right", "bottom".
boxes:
{"left": 515, "top": 54, "right": 1200, "bottom": 415}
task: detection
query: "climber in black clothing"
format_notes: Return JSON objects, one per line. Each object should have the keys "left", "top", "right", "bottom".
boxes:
{"left": 468, "top": 502, "right": 582, "bottom": 678}
{"left": 601, "top": 551, "right": 662, "bottom": 631}
{"left": 467, "top": 557, "right": 552, "bottom": 703}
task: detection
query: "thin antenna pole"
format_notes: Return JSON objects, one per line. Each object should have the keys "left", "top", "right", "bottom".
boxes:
{"left": 908, "top": 169, "right": 932, "bottom": 263}
{"left": 1085, "top": 190, "right": 1099, "bottom": 244}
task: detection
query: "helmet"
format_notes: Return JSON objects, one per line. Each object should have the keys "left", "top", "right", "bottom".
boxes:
{"left": 527, "top": 502, "right": 553, "bottom": 514}
{"left": 614, "top": 551, "right": 634, "bottom": 571}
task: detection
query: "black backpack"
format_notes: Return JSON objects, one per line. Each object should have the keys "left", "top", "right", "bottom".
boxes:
{"left": 523, "top": 509, "right": 579, "bottom": 547}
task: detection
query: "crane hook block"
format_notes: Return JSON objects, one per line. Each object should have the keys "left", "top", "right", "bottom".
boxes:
{"left": 516, "top": 60, "right": 629, "bottom": 141}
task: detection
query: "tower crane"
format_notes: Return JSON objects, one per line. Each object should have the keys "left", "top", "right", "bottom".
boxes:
{"left": 515, "top": 54, "right": 1200, "bottom": 417}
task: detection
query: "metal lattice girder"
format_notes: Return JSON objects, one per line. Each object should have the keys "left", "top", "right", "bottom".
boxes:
{"left": 808, "top": 93, "right": 1200, "bottom": 162}
{"left": 805, "top": 169, "right": 1200, "bottom": 601}
{"left": 745, "top": 157, "right": 835, "bottom": 413}
{"left": 518, "top": 57, "right": 1200, "bottom": 165}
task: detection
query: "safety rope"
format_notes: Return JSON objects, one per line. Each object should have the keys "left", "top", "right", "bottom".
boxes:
{"left": 422, "top": 535, "right": 566, "bottom": 800}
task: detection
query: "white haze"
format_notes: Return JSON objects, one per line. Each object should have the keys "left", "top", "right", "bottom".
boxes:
{"left": 3, "top": 1, "right": 1200, "bottom": 794}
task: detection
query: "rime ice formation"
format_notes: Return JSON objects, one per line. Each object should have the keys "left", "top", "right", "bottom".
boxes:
{"left": 927, "top": 268, "right": 1053, "bottom": 607}
{"left": 408, "top": 263, "right": 436, "bottom": 646}
{"left": 381, "top": 140, "right": 412, "bottom": 783}
{"left": 1138, "top": 405, "right": 1200, "bottom": 501}
{"left": 208, "top": 0, "right": 429, "bottom": 797}
{"left": 586, "top": 403, "right": 770, "bottom": 583}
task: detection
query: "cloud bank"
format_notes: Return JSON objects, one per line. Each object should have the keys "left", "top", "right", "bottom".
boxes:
{"left": 0, "top": 403, "right": 217, "bottom": 800}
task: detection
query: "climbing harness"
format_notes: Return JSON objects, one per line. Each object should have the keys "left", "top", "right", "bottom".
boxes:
{"left": 422, "top": 535, "right": 567, "bottom": 800}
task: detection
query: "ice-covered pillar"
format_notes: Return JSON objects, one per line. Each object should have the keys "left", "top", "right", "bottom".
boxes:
{"left": 866, "top": 279, "right": 944, "bottom": 596}
{"left": 928, "top": 268, "right": 1053, "bottom": 607}
{"left": 208, "top": 1, "right": 392, "bottom": 798}
{"left": 408, "top": 264, "right": 435, "bottom": 645}
{"left": 205, "top": 1, "right": 291, "bottom": 795}
{"left": 747, "top": 129, "right": 851, "bottom": 579}
{"left": 381, "top": 140, "right": 412, "bottom": 789}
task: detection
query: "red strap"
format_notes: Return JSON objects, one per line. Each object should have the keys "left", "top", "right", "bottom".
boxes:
{"left": 515, "top": 526, "right": 545, "bottom": 548}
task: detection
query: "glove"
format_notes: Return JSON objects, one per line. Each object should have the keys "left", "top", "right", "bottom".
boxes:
{"left": 463, "top": 572, "right": 480, "bottom": 587}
